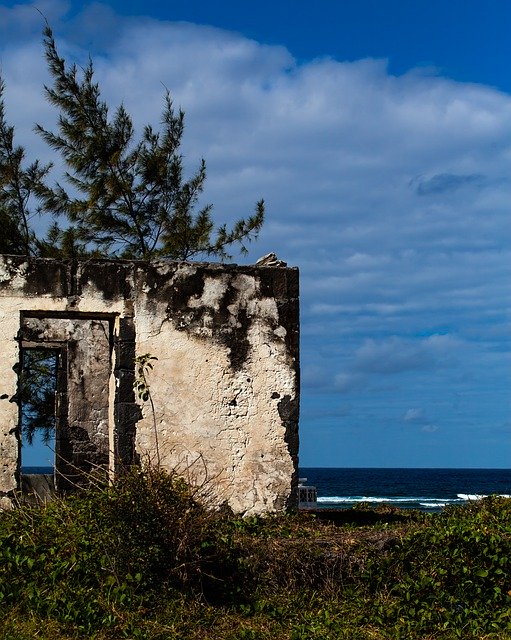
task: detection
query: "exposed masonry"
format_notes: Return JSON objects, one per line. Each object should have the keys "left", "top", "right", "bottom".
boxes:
{"left": 0, "top": 256, "right": 299, "bottom": 515}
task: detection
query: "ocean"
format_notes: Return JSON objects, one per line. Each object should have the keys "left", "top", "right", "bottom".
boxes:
{"left": 23, "top": 466, "right": 511, "bottom": 513}
{"left": 22, "top": 467, "right": 54, "bottom": 475}
{"left": 299, "top": 467, "right": 511, "bottom": 512}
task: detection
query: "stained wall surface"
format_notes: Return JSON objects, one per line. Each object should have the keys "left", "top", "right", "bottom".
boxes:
{"left": 0, "top": 256, "right": 299, "bottom": 515}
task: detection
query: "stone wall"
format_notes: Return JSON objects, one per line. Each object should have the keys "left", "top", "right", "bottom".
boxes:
{"left": 0, "top": 256, "right": 299, "bottom": 515}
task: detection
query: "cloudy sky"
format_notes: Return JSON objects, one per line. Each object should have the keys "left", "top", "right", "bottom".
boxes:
{"left": 2, "top": 0, "right": 510, "bottom": 468}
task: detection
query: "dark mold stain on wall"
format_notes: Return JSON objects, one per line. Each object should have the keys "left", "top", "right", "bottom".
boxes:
{"left": 0, "top": 254, "right": 298, "bottom": 376}
{"left": 0, "top": 255, "right": 299, "bottom": 505}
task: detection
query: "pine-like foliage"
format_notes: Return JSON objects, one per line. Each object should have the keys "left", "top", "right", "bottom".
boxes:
{"left": 18, "top": 348, "right": 58, "bottom": 445}
{"left": 0, "top": 78, "right": 51, "bottom": 256}
{"left": 36, "top": 27, "right": 264, "bottom": 260}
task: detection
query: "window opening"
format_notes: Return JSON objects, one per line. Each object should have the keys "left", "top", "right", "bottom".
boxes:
{"left": 19, "top": 348, "right": 59, "bottom": 474}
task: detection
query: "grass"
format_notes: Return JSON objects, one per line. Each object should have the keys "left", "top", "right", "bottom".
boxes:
{"left": 0, "top": 467, "right": 510, "bottom": 639}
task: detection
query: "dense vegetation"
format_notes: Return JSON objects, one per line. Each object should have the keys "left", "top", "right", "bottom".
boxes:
{"left": 1, "top": 468, "right": 510, "bottom": 639}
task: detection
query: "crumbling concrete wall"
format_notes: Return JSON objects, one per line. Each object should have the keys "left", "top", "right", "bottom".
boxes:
{"left": 0, "top": 256, "right": 299, "bottom": 515}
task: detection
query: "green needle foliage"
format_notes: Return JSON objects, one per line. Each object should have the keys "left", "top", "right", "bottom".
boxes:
{"left": 0, "top": 27, "right": 264, "bottom": 260}
{"left": 34, "top": 26, "right": 264, "bottom": 260}
{"left": 18, "top": 348, "right": 58, "bottom": 446}
{"left": 0, "top": 78, "right": 52, "bottom": 256}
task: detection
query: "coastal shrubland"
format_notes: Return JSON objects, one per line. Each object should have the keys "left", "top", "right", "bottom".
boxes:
{"left": 0, "top": 468, "right": 510, "bottom": 639}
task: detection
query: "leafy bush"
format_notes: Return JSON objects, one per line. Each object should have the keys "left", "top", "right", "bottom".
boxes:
{"left": 0, "top": 467, "right": 241, "bottom": 633}
{"left": 101, "top": 466, "right": 243, "bottom": 600}
{"left": 1, "top": 478, "right": 510, "bottom": 639}
{"left": 367, "top": 496, "right": 511, "bottom": 637}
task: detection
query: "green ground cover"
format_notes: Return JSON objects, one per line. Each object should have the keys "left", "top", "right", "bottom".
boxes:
{"left": 0, "top": 468, "right": 509, "bottom": 639}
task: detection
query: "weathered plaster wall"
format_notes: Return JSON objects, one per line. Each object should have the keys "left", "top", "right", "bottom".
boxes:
{"left": 0, "top": 255, "right": 299, "bottom": 515}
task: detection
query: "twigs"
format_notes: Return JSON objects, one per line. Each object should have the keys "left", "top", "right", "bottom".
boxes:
{"left": 133, "top": 353, "right": 160, "bottom": 467}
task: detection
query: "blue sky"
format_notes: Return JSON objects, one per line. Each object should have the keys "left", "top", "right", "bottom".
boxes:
{"left": 1, "top": 0, "right": 510, "bottom": 468}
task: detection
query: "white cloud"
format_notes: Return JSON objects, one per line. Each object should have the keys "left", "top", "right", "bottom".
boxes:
{"left": 333, "top": 372, "right": 366, "bottom": 393}
{"left": 351, "top": 335, "right": 462, "bottom": 375}
{"left": 0, "top": 0, "right": 69, "bottom": 43}
{"left": 402, "top": 408, "right": 438, "bottom": 433}
{"left": 403, "top": 408, "right": 424, "bottom": 422}
{"left": 421, "top": 425, "right": 439, "bottom": 433}
{"left": 1, "top": 1, "right": 509, "bottom": 465}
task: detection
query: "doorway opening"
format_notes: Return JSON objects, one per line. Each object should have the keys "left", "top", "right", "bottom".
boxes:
{"left": 19, "top": 347, "right": 60, "bottom": 473}
{"left": 16, "top": 312, "right": 139, "bottom": 496}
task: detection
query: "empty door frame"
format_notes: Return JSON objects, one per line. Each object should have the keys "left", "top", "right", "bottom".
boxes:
{"left": 17, "top": 311, "right": 139, "bottom": 490}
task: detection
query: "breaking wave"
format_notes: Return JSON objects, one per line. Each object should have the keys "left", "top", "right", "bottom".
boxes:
{"left": 315, "top": 494, "right": 511, "bottom": 511}
{"left": 456, "top": 493, "right": 510, "bottom": 501}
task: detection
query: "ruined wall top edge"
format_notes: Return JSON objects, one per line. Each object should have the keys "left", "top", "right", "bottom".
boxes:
{"left": 0, "top": 255, "right": 299, "bottom": 302}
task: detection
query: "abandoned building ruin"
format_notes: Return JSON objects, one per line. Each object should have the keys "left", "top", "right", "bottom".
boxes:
{"left": 0, "top": 255, "right": 299, "bottom": 515}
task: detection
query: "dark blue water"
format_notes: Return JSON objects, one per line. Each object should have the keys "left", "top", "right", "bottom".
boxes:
{"left": 300, "top": 468, "right": 511, "bottom": 511}
{"left": 22, "top": 467, "right": 53, "bottom": 474}
{"left": 24, "top": 466, "right": 511, "bottom": 512}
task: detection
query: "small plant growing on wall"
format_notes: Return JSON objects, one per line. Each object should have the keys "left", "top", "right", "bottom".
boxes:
{"left": 134, "top": 354, "right": 160, "bottom": 466}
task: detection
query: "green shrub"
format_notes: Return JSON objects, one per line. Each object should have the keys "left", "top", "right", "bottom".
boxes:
{"left": 0, "top": 467, "right": 242, "bottom": 633}
{"left": 367, "top": 496, "right": 511, "bottom": 637}
{"left": 1, "top": 478, "right": 510, "bottom": 639}
{"left": 102, "top": 466, "right": 244, "bottom": 601}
